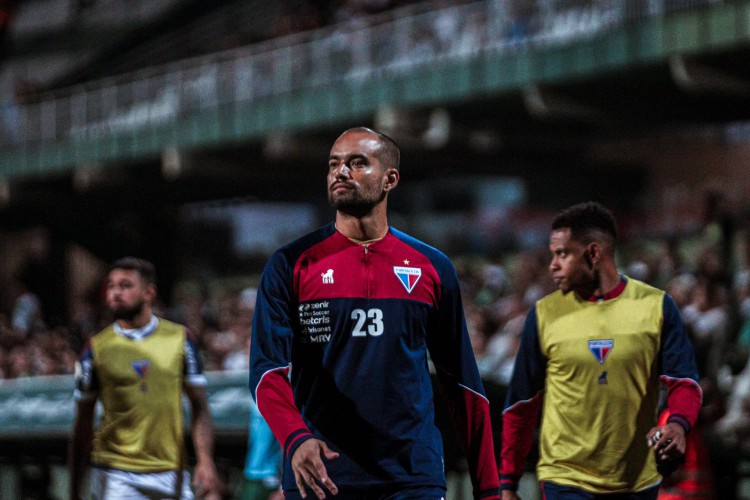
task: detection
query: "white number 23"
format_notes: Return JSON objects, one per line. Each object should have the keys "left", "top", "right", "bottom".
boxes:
{"left": 351, "top": 308, "right": 384, "bottom": 337}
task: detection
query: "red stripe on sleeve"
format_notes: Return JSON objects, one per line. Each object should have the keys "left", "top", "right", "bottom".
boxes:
{"left": 500, "top": 393, "right": 542, "bottom": 486}
{"left": 662, "top": 376, "right": 702, "bottom": 433}
{"left": 447, "top": 386, "right": 500, "bottom": 499}
{"left": 256, "top": 367, "right": 312, "bottom": 454}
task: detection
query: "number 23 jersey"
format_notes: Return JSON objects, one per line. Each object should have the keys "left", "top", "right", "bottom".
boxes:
{"left": 250, "top": 223, "right": 498, "bottom": 496}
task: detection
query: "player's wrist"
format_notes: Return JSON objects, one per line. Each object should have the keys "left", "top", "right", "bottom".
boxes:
{"left": 666, "top": 415, "right": 690, "bottom": 434}
{"left": 498, "top": 476, "right": 519, "bottom": 491}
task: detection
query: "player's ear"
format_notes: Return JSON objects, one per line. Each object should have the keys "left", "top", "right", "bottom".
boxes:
{"left": 587, "top": 242, "right": 602, "bottom": 267}
{"left": 383, "top": 168, "right": 399, "bottom": 192}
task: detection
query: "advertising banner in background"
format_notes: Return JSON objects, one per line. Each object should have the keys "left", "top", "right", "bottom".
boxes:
{"left": 0, "top": 371, "right": 252, "bottom": 439}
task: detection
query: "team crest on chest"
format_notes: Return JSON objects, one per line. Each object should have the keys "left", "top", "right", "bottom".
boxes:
{"left": 393, "top": 265, "right": 422, "bottom": 294}
{"left": 589, "top": 339, "right": 613, "bottom": 365}
{"left": 132, "top": 359, "right": 150, "bottom": 392}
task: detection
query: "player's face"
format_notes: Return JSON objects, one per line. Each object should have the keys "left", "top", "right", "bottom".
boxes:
{"left": 549, "top": 228, "right": 595, "bottom": 294}
{"left": 106, "top": 269, "right": 153, "bottom": 321}
{"left": 327, "top": 131, "right": 390, "bottom": 215}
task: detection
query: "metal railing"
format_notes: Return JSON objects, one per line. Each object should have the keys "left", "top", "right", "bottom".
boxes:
{"left": 0, "top": 0, "right": 729, "bottom": 153}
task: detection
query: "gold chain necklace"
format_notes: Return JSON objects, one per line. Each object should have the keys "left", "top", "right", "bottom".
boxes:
{"left": 336, "top": 224, "right": 386, "bottom": 245}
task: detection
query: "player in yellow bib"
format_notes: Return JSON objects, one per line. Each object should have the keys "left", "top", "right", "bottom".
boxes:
{"left": 69, "top": 257, "right": 223, "bottom": 499}
{"left": 500, "top": 202, "right": 702, "bottom": 500}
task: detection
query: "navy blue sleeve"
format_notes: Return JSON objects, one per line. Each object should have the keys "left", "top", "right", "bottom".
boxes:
{"left": 249, "top": 250, "right": 314, "bottom": 457}
{"left": 500, "top": 307, "right": 545, "bottom": 490}
{"left": 426, "top": 261, "right": 486, "bottom": 395}
{"left": 250, "top": 250, "right": 296, "bottom": 398}
{"left": 503, "top": 307, "right": 547, "bottom": 410}
{"left": 426, "top": 257, "right": 500, "bottom": 499}
{"left": 660, "top": 294, "right": 702, "bottom": 433}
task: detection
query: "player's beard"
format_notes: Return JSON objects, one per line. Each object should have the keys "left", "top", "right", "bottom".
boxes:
{"left": 111, "top": 299, "right": 146, "bottom": 322}
{"left": 328, "top": 184, "right": 385, "bottom": 218}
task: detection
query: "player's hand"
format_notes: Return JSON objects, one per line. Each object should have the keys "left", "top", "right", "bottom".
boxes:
{"left": 501, "top": 490, "right": 521, "bottom": 500}
{"left": 291, "top": 438, "right": 340, "bottom": 499}
{"left": 268, "top": 489, "right": 285, "bottom": 500}
{"left": 192, "top": 459, "right": 223, "bottom": 499}
{"left": 646, "top": 422, "right": 687, "bottom": 462}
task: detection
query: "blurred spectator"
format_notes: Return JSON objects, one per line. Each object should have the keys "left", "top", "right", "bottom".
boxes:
{"left": 223, "top": 287, "right": 256, "bottom": 371}
{"left": 5, "top": 342, "right": 32, "bottom": 378}
{"left": 166, "top": 281, "right": 213, "bottom": 337}
{"left": 733, "top": 268, "right": 750, "bottom": 349}
{"left": 707, "top": 350, "right": 750, "bottom": 499}
{"left": 467, "top": 303, "right": 490, "bottom": 367}
{"left": 682, "top": 274, "right": 730, "bottom": 383}
{"left": 715, "top": 355, "right": 750, "bottom": 454}
{"left": 234, "top": 399, "right": 283, "bottom": 500}
{"left": 655, "top": 237, "right": 688, "bottom": 289}
{"left": 481, "top": 311, "right": 525, "bottom": 386}
{"left": 42, "top": 326, "right": 78, "bottom": 374}
{"left": 26, "top": 335, "right": 57, "bottom": 376}
{"left": 202, "top": 289, "right": 249, "bottom": 371}
{"left": 10, "top": 263, "right": 47, "bottom": 339}
{"left": 69, "top": 290, "right": 105, "bottom": 351}
{"left": 233, "top": 285, "right": 281, "bottom": 500}
{"left": 626, "top": 258, "right": 652, "bottom": 283}
{"left": 701, "top": 191, "right": 736, "bottom": 271}
{"left": 665, "top": 273, "right": 697, "bottom": 311}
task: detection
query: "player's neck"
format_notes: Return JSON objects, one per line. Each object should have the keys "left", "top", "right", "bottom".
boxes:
{"left": 115, "top": 309, "right": 153, "bottom": 330}
{"left": 597, "top": 265, "right": 623, "bottom": 295}
{"left": 579, "top": 268, "right": 623, "bottom": 300}
{"left": 335, "top": 212, "right": 388, "bottom": 243}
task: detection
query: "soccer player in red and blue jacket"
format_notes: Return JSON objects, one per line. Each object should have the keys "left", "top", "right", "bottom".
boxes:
{"left": 250, "top": 127, "right": 500, "bottom": 500}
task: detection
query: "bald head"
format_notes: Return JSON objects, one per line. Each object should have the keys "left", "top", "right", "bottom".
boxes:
{"left": 337, "top": 127, "right": 400, "bottom": 172}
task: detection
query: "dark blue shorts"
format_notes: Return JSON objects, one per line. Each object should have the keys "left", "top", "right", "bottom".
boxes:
{"left": 542, "top": 481, "right": 659, "bottom": 500}
{"left": 283, "top": 485, "right": 446, "bottom": 500}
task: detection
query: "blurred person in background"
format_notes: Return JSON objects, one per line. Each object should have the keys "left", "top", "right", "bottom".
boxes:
{"left": 223, "top": 287, "right": 256, "bottom": 371}
{"left": 10, "top": 262, "right": 47, "bottom": 339}
{"left": 5, "top": 340, "right": 32, "bottom": 378}
{"left": 234, "top": 388, "right": 283, "bottom": 500}
{"left": 664, "top": 274, "right": 696, "bottom": 312}
{"left": 681, "top": 273, "right": 730, "bottom": 385}
{"left": 203, "top": 289, "right": 250, "bottom": 371}
{"left": 166, "top": 282, "right": 213, "bottom": 339}
{"left": 68, "top": 256, "right": 223, "bottom": 500}
{"left": 732, "top": 267, "right": 750, "bottom": 349}
{"left": 250, "top": 127, "right": 499, "bottom": 499}
{"left": 708, "top": 331, "right": 750, "bottom": 499}
{"left": 500, "top": 201, "right": 702, "bottom": 500}
{"left": 233, "top": 286, "right": 282, "bottom": 500}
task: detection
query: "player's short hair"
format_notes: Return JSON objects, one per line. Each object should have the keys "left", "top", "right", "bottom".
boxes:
{"left": 552, "top": 201, "right": 618, "bottom": 244}
{"left": 341, "top": 126, "right": 400, "bottom": 171}
{"left": 110, "top": 257, "right": 157, "bottom": 285}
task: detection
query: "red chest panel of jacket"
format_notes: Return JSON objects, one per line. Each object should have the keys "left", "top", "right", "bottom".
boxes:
{"left": 294, "top": 231, "right": 441, "bottom": 307}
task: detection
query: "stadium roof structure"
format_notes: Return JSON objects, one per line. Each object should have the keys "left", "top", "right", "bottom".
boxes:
{"left": 1, "top": 0, "right": 750, "bottom": 257}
